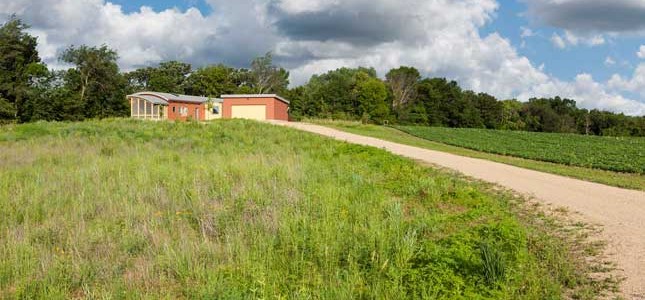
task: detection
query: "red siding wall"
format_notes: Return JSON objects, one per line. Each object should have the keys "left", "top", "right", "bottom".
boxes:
{"left": 167, "top": 101, "right": 206, "bottom": 121}
{"left": 273, "top": 99, "right": 289, "bottom": 121}
{"left": 221, "top": 97, "right": 289, "bottom": 121}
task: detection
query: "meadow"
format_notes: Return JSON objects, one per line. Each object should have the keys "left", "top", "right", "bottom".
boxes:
{"left": 396, "top": 126, "right": 644, "bottom": 174}
{"left": 0, "top": 119, "right": 609, "bottom": 299}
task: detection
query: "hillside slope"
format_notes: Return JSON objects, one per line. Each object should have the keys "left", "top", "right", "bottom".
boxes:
{"left": 0, "top": 119, "right": 607, "bottom": 299}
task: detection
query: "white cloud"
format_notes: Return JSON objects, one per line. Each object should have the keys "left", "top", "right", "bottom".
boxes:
{"left": 638, "top": 45, "right": 645, "bottom": 59}
{"left": 551, "top": 33, "right": 567, "bottom": 49}
{"left": 520, "top": 26, "right": 534, "bottom": 38}
{"left": 1, "top": 0, "right": 220, "bottom": 69}
{"left": 608, "top": 63, "right": 645, "bottom": 97}
{"left": 551, "top": 30, "right": 605, "bottom": 49}
{"left": 605, "top": 56, "right": 616, "bottom": 66}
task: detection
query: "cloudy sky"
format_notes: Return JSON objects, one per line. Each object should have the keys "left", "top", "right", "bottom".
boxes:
{"left": 1, "top": 0, "right": 645, "bottom": 115}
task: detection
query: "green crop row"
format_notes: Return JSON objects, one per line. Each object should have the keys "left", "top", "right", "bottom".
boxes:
{"left": 395, "top": 126, "right": 644, "bottom": 174}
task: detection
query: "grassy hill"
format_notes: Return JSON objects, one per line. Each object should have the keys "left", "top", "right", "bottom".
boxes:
{"left": 0, "top": 119, "right": 610, "bottom": 299}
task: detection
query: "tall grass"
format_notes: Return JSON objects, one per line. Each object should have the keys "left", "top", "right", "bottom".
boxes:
{"left": 0, "top": 119, "right": 605, "bottom": 298}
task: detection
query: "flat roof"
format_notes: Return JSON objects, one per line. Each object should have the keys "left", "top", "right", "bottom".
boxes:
{"left": 221, "top": 94, "right": 290, "bottom": 104}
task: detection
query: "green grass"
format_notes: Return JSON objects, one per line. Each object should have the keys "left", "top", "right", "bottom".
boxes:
{"left": 312, "top": 120, "right": 644, "bottom": 191}
{"left": 0, "top": 119, "right": 612, "bottom": 299}
{"left": 396, "top": 126, "right": 644, "bottom": 174}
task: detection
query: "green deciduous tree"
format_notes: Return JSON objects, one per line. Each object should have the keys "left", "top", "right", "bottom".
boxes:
{"left": 0, "top": 17, "right": 43, "bottom": 122}
{"left": 352, "top": 72, "right": 390, "bottom": 123}
{"left": 184, "top": 64, "right": 239, "bottom": 97}
{"left": 126, "top": 61, "right": 191, "bottom": 94}
{"left": 474, "top": 92, "right": 503, "bottom": 129}
{"left": 61, "top": 45, "right": 128, "bottom": 118}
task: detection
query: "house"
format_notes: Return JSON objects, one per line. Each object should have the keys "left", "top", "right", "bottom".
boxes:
{"left": 127, "top": 92, "right": 289, "bottom": 121}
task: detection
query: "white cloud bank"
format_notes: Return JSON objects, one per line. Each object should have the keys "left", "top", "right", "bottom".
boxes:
{"left": 1, "top": 0, "right": 644, "bottom": 115}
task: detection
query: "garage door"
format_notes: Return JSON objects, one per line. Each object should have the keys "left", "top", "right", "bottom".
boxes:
{"left": 231, "top": 105, "right": 267, "bottom": 120}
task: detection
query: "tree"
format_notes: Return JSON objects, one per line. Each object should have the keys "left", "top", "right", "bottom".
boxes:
{"left": 0, "top": 96, "right": 15, "bottom": 122}
{"left": 124, "top": 67, "right": 152, "bottom": 92}
{"left": 250, "top": 52, "right": 289, "bottom": 94}
{"left": 60, "top": 45, "right": 128, "bottom": 118}
{"left": 184, "top": 64, "right": 238, "bottom": 97}
{"left": 500, "top": 100, "right": 525, "bottom": 130}
{"left": 386, "top": 66, "right": 420, "bottom": 109}
{"left": 457, "top": 91, "right": 484, "bottom": 128}
{"left": 474, "top": 92, "right": 503, "bottom": 129}
{"left": 352, "top": 72, "right": 390, "bottom": 123}
{"left": 0, "top": 17, "right": 42, "bottom": 122}
{"left": 149, "top": 61, "right": 191, "bottom": 94}
{"left": 416, "top": 78, "right": 463, "bottom": 126}
{"left": 125, "top": 61, "right": 191, "bottom": 94}
{"left": 21, "top": 69, "right": 83, "bottom": 122}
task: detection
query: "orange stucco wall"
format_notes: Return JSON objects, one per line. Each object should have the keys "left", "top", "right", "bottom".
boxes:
{"left": 167, "top": 101, "right": 206, "bottom": 121}
{"left": 221, "top": 97, "right": 289, "bottom": 121}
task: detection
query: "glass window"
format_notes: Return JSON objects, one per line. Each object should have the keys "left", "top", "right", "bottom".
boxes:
{"left": 138, "top": 100, "right": 146, "bottom": 114}
{"left": 132, "top": 99, "right": 138, "bottom": 115}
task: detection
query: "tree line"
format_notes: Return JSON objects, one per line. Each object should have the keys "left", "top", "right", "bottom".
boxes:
{"left": 1, "top": 18, "right": 643, "bottom": 136}
{"left": 286, "top": 67, "right": 645, "bottom": 137}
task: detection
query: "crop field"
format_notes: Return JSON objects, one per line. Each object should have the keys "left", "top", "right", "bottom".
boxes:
{"left": 0, "top": 119, "right": 604, "bottom": 298}
{"left": 396, "top": 126, "right": 645, "bottom": 174}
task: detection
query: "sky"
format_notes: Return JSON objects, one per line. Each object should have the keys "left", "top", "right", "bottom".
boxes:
{"left": 1, "top": 0, "right": 645, "bottom": 115}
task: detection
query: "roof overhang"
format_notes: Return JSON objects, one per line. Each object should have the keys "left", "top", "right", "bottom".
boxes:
{"left": 127, "top": 94, "right": 169, "bottom": 105}
{"left": 128, "top": 92, "right": 216, "bottom": 104}
{"left": 221, "top": 94, "right": 290, "bottom": 104}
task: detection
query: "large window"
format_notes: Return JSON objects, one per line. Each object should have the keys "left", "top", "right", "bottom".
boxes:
{"left": 138, "top": 100, "right": 146, "bottom": 115}
{"left": 132, "top": 99, "right": 139, "bottom": 115}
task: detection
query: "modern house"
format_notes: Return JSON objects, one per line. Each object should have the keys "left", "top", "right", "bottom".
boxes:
{"left": 127, "top": 92, "right": 289, "bottom": 121}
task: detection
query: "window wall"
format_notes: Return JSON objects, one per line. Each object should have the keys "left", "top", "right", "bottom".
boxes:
{"left": 130, "top": 97, "right": 165, "bottom": 120}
